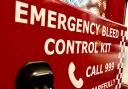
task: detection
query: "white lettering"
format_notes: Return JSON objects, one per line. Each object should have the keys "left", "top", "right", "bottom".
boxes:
{"left": 15, "top": 1, "right": 28, "bottom": 23}
{"left": 48, "top": 10, "right": 57, "bottom": 28}
{"left": 68, "top": 16, "right": 76, "bottom": 32}
{"left": 58, "top": 13, "right": 67, "bottom": 30}
{"left": 30, "top": 5, "right": 46, "bottom": 26}
{"left": 44, "top": 38, "right": 55, "bottom": 55}
{"left": 55, "top": 39, "right": 65, "bottom": 55}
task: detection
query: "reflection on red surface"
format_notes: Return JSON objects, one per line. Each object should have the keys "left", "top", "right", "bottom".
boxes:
{"left": 62, "top": 0, "right": 126, "bottom": 24}
{"left": 106, "top": 0, "right": 126, "bottom": 24}
{"left": 121, "top": 84, "right": 128, "bottom": 89}
{"left": 62, "top": 0, "right": 107, "bottom": 17}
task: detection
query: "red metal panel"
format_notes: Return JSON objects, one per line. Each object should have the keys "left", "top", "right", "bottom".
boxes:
{"left": 106, "top": 0, "right": 126, "bottom": 24}
{"left": 0, "top": 0, "right": 127, "bottom": 89}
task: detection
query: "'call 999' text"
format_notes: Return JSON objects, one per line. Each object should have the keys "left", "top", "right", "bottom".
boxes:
{"left": 86, "top": 62, "right": 114, "bottom": 78}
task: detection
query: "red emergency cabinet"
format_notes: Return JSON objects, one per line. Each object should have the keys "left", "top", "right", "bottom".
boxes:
{"left": 0, "top": 0, "right": 127, "bottom": 89}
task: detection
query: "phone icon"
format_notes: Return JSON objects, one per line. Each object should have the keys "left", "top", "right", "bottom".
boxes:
{"left": 68, "top": 62, "right": 84, "bottom": 88}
